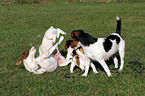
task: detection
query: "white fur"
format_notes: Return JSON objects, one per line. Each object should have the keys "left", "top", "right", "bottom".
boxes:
{"left": 66, "top": 46, "right": 98, "bottom": 74}
{"left": 76, "top": 33, "right": 125, "bottom": 77}
{"left": 39, "top": 26, "right": 66, "bottom": 57}
{"left": 18, "top": 36, "right": 65, "bottom": 74}
{"left": 23, "top": 46, "right": 39, "bottom": 73}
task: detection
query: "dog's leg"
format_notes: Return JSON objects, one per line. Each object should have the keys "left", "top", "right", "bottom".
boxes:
{"left": 47, "top": 36, "right": 64, "bottom": 57}
{"left": 90, "top": 62, "right": 99, "bottom": 74}
{"left": 114, "top": 57, "right": 118, "bottom": 68}
{"left": 118, "top": 49, "right": 125, "bottom": 71}
{"left": 33, "top": 68, "right": 46, "bottom": 74}
{"left": 70, "top": 58, "right": 76, "bottom": 73}
{"left": 98, "top": 60, "right": 112, "bottom": 77}
{"left": 82, "top": 55, "right": 90, "bottom": 76}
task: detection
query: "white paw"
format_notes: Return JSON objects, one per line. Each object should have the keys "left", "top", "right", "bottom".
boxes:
{"left": 82, "top": 74, "right": 87, "bottom": 77}
{"left": 118, "top": 68, "right": 123, "bottom": 72}
{"left": 70, "top": 70, "right": 73, "bottom": 73}
{"left": 114, "top": 66, "right": 118, "bottom": 68}
{"left": 108, "top": 74, "right": 112, "bottom": 77}
{"left": 93, "top": 71, "right": 99, "bottom": 74}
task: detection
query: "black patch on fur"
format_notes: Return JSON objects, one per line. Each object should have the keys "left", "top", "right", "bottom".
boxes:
{"left": 65, "top": 40, "right": 73, "bottom": 49}
{"left": 107, "top": 35, "right": 120, "bottom": 44}
{"left": 72, "top": 30, "right": 98, "bottom": 46}
{"left": 103, "top": 35, "right": 120, "bottom": 52}
{"left": 72, "top": 50, "right": 76, "bottom": 55}
{"left": 103, "top": 39, "right": 112, "bottom": 52}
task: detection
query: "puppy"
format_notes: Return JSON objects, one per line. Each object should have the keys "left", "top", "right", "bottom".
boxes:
{"left": 71, "top": 16, "right": 125, "bottom": 77}
{"left": 65, "top": 40, "right": 98, "bottom": 74}
{"left": 39, "top": 26, "right": 66, "bottom": 57}
{"left": 16, "top": 36, "right": 65, "bottom": 74}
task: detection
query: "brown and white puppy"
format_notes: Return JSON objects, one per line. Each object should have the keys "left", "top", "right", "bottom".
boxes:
{"left": 16, "top": 36, "right": 67, "bottom": 74}
{"left": 65, "top": 40, "right": 98, "bottom": 74}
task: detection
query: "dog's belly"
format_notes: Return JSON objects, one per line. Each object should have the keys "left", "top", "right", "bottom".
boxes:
{"left": 104, "top": 45, "right": 118, "bottom": 60}
{"left": 39, "top": 57, "right": 57, "bottom": 72}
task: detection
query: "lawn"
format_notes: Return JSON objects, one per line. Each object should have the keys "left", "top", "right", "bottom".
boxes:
{"left": 0, "top": 1, "right": 145, "bottom": 96}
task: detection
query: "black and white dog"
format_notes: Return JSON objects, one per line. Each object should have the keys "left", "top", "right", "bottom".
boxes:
{"left": 71, "top": 16, "right": 125, "bottom": 77}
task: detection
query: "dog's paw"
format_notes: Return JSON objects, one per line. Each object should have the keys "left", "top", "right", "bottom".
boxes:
{"left": 93, "top": 71, "right": 99, "bottom": 74}
{"left": 82, "top": 74, "right": 87, "bottom": 77}
{"left": 70, "top": 70, "right": 74, "bottom": 73}
{"left": 108, "top": 74, "right": 112, "bottom": 77}
{"left": 118, "top": 69, "right": 123, "bottom": 72}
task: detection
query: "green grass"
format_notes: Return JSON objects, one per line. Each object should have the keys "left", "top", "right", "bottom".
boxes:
{"left": 0, "top": 2, "right": 145, "bottom": 96}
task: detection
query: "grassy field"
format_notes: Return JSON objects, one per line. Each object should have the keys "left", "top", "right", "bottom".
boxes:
{"left": 0, "top": 1, "right": 145, "bottom": 96}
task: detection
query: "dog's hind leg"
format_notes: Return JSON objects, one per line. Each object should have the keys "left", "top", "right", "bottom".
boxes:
{"left": 98, "top": 60, "right": 112, "bottom": 77}
{"left": 118, "top": 49, "right": 125, "bottom": 71}
{"left": 90, "top": 62, "right": 99, "bottom": 74}
{"left": 114, "top": 57, "right": 118, "bottom": 68}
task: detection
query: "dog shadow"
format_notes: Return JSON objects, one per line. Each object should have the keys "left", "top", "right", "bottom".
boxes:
{"left": 127, "top": 61, "right": 145, "bottom": 77}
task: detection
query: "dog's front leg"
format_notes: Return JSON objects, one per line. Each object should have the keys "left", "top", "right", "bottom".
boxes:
{"left": 91, "top": 62, "right": 99, "bottom": 74}
{"left": 82, "top": 54, "right": 90, "bottom": 76}
{"left": 70, "top": 58, "right": 76, "bottom": 73}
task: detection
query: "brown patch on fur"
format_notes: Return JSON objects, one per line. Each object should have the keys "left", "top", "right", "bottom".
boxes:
{"left": 76, "top": 57, "right": 80, "bottom": 66}
{"left": 71, "top": 40, "right": 79, "bottom": 48}
{"left": 75, "top": 48, "right": 84, "bottom": 66}
{"left": 16, "top": 50, "right": 29, "bottom": 65}
{"left": 79, "top": 47, "right": 84, "bottom": 54}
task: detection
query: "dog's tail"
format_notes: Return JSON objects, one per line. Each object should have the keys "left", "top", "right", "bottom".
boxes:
{"left": 116, "top": 16, "right": 121, "bottom": 35}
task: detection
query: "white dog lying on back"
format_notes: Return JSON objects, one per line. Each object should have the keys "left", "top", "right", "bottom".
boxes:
{"left": 39, "top": 26, "right": 66, "bottom": 57}
{"left": 16, "top": 36, "right": 66, "bottom": 74}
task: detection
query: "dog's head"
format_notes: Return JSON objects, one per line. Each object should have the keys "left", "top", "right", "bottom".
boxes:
{"left": 71, "top": 30, "right": 84, "bottom": 48}
{"left": 71, "top": 30, "right": 97, "bottom": 46}
{"left": 16, "top": 46, "right": 36, "bottom": 65}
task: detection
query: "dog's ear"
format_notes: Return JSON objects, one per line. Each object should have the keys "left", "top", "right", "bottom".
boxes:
{"left": 16, "top": 50, "right": 29, "bottom": 65}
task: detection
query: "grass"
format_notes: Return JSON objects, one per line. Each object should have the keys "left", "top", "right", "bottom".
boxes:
{"left": 0, "top": 1, "right": 145, "bottom": 96}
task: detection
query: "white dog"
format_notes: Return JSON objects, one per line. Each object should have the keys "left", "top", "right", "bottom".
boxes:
{"left": 71, "top": 16, "right": 125, "bottom": 77}
{"left": 39, "top": 26, "right": 66, "bottom": 57}
{"left": 65, "top": 40, "right": 98, "bottom": 74}
{"left": 16, "top": 36, "right": 65, "bottom": 74}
